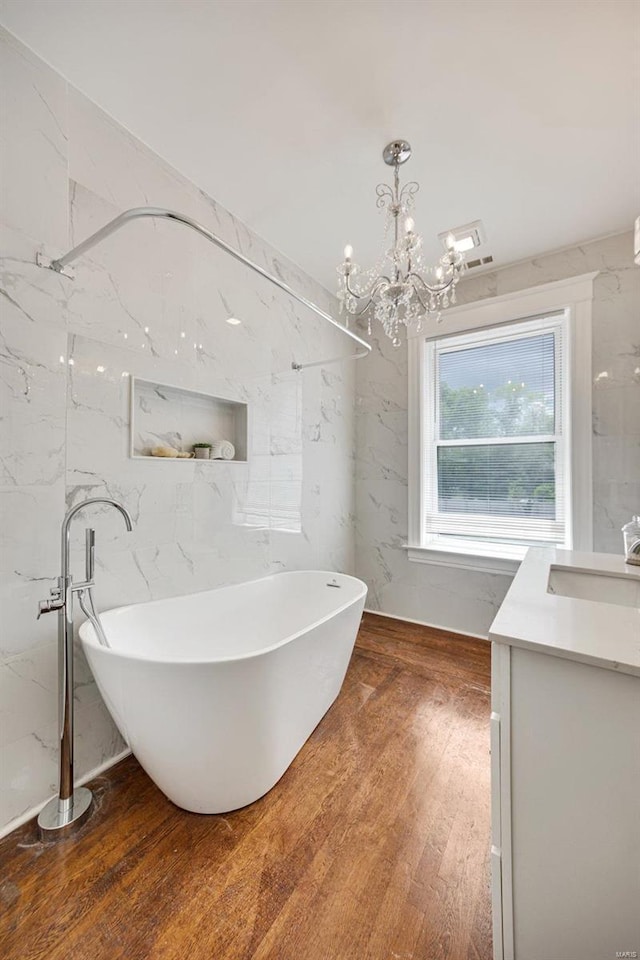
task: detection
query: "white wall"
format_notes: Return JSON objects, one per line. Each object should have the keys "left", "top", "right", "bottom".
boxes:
{"left": 356, "top": 231, "right": 640, "bottom": 634}
{"left": 0, "top": 27, "right": 356, "bottom": 833}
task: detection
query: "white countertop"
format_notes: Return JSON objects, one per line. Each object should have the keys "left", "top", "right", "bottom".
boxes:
{"left": 489, "top": 548, "right": 640, "bottom": 677}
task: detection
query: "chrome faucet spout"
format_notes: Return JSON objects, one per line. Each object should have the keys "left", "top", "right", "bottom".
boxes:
{"left": 61, "top": 497, "right": 133, "bottom": 579}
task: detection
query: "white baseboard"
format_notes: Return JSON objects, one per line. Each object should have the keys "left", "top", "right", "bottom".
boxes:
{"left": 362, "top": 607, "right": 489, "bottom": 642}
{"left": 0, "top": 748, "right": 132, "bottom": 841}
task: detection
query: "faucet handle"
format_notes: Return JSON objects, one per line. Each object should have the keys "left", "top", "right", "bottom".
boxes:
{"left": 37, "top": 580, "right": 63, "bottom": 619}
{"left": 85, "top": 528, "right": 95, "bottom": 582}
{"left": 37, "top": 596, "right": 64, "bottom": 619}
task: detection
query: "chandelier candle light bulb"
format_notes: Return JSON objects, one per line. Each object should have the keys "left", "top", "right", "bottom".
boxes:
{"left": 337, "top": 139, "right": 467, "bottom": 344}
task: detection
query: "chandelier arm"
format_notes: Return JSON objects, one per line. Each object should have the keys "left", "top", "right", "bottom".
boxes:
{"left": 344, "top": 272, "right": 391, "bottom": 301}
{"left": 407, "top": 271, "right": 457, "bottom": 296}
{"left": 344, "top": 275, "right": 395, "bottom": 319}
{"left": 344, "top": 274, "right": 367, "bottom": 301}
{"left": 350, "top": 296, "right": 376, "bottom": 319}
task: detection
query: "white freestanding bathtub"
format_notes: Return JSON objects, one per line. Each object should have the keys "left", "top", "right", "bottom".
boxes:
{"left": 79, "top": 571, "right": 367, "bottom": 813}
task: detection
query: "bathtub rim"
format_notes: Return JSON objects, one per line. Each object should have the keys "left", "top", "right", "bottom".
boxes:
{"left": 79, "top": 569, "right": 367, "bottom": 666}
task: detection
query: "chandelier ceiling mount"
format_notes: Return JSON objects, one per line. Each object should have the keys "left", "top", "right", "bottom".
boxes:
{"left": 382, "top": 139, "right": 412, "bottom": 167}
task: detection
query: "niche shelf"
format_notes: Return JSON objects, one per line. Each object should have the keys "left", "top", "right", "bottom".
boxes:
{"left": 130, "top": 377, "right": 248, "bottom": 463}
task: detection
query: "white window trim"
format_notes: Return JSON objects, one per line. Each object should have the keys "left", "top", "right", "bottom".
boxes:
{"left": 406, "top": 272, "right": 596, "bottom": 574}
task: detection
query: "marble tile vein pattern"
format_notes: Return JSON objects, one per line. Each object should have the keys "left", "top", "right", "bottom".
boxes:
{"left": 356, "top": 230, "right": 640, "bottom": 632}
{"left": 0, "top": 25, "right": 355, "bottom": 834}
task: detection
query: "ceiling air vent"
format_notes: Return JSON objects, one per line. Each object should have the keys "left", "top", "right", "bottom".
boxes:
{"left": 466, "top": 254, "right": 494, "bottom": 270}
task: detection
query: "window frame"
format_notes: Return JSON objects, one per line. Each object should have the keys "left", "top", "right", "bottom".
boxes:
{"left": 406, "top": 272, "right": 596, "bottom": 575}
{"left": 425, "top": 314, "right": 568, "bottom": 547}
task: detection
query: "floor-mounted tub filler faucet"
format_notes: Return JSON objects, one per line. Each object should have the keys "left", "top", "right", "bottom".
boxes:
{"left": 36, "top": 498, "right": 133, "bottom": 839}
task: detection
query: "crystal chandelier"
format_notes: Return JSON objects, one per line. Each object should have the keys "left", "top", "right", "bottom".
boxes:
{"left": 337, "top": 140, "right": 466, "bottom": 345}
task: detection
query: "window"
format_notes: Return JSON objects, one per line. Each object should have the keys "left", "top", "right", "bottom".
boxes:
{"left": 426, "top": 313, "right": 567, "bottom": 547}
{"left": 407, "top": 274, "right": 595, "bottom": 573}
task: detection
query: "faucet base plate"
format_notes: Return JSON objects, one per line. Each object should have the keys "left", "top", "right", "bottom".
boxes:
{"left": 37, "top": 787, "right": 93, "bottom": 840}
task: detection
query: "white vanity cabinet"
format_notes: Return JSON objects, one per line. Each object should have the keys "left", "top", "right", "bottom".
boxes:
{"left": 489, "top": 548, "right": 640, "bottom": 960}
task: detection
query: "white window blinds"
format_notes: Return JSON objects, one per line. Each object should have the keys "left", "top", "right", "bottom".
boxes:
{"left": 423, "top": 313, "right": 570, "bottom": 548}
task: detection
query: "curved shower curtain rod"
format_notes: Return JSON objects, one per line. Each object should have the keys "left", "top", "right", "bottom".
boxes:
{"left": 35, "top": 206, "right": 371, "bottom": 371}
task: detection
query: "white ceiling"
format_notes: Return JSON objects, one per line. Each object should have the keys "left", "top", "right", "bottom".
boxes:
{"left": 1, "top": 0, "right": 639, "bottom": 291}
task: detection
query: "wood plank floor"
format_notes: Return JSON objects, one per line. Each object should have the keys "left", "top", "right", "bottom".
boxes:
{"left": 0, "top": 613, "right": 492, "bottom": 960}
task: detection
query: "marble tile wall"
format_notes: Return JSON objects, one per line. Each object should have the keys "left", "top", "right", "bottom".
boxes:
{"left": 356, "top": 231, "right": 640, "bottom": 634}
{"left": 0, "top": 27, "right": 356, "bottom": 833}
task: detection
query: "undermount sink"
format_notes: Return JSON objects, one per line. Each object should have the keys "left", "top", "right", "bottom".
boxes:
{"left": 547, "top": 565, "right": 640, "bottom": 609}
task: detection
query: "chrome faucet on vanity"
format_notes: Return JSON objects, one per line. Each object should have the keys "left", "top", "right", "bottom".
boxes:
{"left": 626, "top": 538, "right": 640, "bottom": 566}
{"left": 622, "top": 515, "right": 640, "bottom": 566}
{"left": 37, "top": 498, "right": 133, "bottom": 839}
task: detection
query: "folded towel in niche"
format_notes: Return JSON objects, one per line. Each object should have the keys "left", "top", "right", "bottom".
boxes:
{"left": 210, "top": 440, "right": 235, "bottom": 460}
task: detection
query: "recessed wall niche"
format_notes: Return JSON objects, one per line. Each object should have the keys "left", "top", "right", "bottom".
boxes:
{"left": 130, "top": 378, "right": 248, "bottom": 462}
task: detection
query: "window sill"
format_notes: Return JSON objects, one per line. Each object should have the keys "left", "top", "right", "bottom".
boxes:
{"left": 404, "top": 541, "right": 525, "bottom": 575}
